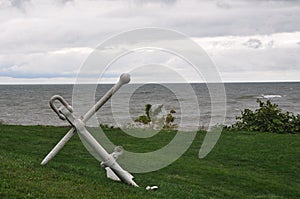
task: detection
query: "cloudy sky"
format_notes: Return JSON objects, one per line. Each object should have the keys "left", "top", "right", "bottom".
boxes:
{"left": 0, "top": 0, "right": 299, "bottom": 83}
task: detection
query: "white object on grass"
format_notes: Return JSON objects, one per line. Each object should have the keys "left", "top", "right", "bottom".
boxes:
{"left": 41, "top": 73, "right": 138, "bottom": 187}
{"left": 146, "top": 185, "right": 158, "bottom": 190}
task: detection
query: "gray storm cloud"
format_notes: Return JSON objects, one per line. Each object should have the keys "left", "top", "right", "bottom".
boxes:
{"left": 0, "top": 0, "right": 299, "bottom": 83}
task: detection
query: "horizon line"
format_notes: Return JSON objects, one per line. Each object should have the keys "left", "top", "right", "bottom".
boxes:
{"left": 0, "top": 80, "right": 300, "bottom": 85}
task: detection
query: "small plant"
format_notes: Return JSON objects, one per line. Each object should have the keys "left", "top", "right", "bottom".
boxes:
{"left": 164, "top": 109, "right": 177, "bottom": 129}
{"left": 229, "top": 99, "right": 300, "bottom": 134}
{"left": 134, "top": 104, "right": 152, "bottom": 124}
{"left": 134, "top": 104, "right": 177, "bottom": 129}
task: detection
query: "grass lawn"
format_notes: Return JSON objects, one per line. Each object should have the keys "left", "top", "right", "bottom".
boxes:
{"left": 0, "top": 125, "right": 299, "bottom": 198}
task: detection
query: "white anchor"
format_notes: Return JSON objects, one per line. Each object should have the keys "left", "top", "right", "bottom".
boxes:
{"left": 41, "top": 73, "right": 138, "bottom": 187}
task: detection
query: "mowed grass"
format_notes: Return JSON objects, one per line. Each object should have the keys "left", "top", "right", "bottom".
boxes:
{"left": 0, "top": 125, "right": 299, "bottom": 199}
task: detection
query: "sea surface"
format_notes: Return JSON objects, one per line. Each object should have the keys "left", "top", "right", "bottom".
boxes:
{"left": 0, "top": 82, "right": 299, "bottom": 129}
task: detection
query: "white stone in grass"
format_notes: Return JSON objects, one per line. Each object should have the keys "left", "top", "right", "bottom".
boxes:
{"left": 146, "top": 185, "right": 158, "bottom": 191}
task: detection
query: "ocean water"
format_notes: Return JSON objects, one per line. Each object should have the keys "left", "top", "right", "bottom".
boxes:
{"left": 0, "top": 82, "right": 299, "bottom": 128}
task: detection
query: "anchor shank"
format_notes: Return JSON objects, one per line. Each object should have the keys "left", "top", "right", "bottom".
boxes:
{"left": 60, "top": 106, "right": 138, "bottom": 187}
{"left": 82, "top": 73, "right": 130, "bottom": 123}
{"left": 82, "top": 82, "right": 121, "bottom": 123}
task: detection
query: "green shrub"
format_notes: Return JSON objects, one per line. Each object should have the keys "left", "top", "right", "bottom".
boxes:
{"left": 164, "top": 110, "right": 177, "bottom": 129}
{"left": 134, "top": 104, "right": 152, "bottom": 124}
{"left": 134, "top": 115, "right": 151, "bottom": 124}
{"left": 228, "top": 99, "right": 300, "bottom": 134}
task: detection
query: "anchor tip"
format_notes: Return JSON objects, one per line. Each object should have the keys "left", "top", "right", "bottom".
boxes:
{"left": 41, "top": 158, "right": 49, "bottom": 165}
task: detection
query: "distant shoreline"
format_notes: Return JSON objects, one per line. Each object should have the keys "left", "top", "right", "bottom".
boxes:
{"left": 0, "top": 81, "right": 300, "bottom": 85}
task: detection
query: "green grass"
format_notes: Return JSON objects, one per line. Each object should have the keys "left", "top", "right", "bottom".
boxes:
{"left": 0, "top": 125, "right": 299, "bottom": 198}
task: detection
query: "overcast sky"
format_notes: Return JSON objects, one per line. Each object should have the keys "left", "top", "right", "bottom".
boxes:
{"left": 0, "top": 0, "right": 299, "bottom": 83}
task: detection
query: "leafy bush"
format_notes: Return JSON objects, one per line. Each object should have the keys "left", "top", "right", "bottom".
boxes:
{"left": 228, "top": 99, "right": 300, "bottom": 134}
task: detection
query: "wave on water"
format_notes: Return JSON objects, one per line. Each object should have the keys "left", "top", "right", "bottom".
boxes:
{"left": 258, "top": 94, "right": 282, "bottom": 99}
{"left": 236, "top": 95, "right": 258, "bottom": 99}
